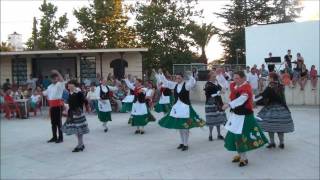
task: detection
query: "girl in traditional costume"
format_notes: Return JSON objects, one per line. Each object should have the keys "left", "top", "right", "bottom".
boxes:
{"left": 95, "top": 78, "right": 118, "bottom": 133}
{"left": 157, "top": 71, "right": 205, "bottom": 151}
{"left": 154, "top": 71, "right": 174, "bottom": 114}
{"left": 204, "top": 71, "right": 227, "bottom": 141}
{"left": 255, "top": 72, "right": 294, "bottom": 149}
{"left": 120, "top": 75, "right": 135, "bottom": 113}
{"left": 61, "top": 80, "right": 89, "bottom": 152}
{"left": 222, "top": 71, "right": 268, "bottom": 167}
{"left": 124, "top": 77, "right": 155, "bottom": 134}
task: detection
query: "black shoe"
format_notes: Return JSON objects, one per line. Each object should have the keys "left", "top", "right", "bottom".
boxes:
{"left": 140, "top": 130, "right": 145, "bottom": 134}
{"left": 55, "top": 138, "right": 63, "bottom": 143}
{"left": 208, "top": 136, "right": 213, "bottom": 141}
{"left": 279, "top": 144, "right": 285, "bottom": 149}
{"left": 266, "top": 143, "right": 276, "bottom": 148}
{"left": 217, "top": 135, "right": 224, "bottom": 140}
{"left": 181, "top": 145, "right": 189, "bottom": 151}
{"left": 104, "top": 128, "right": 108, "bottom": 133}
{"left": 47, "top": 137, "right": 57, "bottom": 143}
{"left": 72, "top": 145, "right": 84, "bottom": 152}
{"left": 239, "top": 159, "right": 248, "bottom": 167}
{"left": 177, "top": 144, "right": 184, "bottom": 149}
{"left": 135, "top": 130, "right": 140, "bottom": 134}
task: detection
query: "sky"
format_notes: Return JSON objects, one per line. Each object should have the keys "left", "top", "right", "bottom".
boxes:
{"left": 1, "top": 0, "right": 319, "bottom": 62}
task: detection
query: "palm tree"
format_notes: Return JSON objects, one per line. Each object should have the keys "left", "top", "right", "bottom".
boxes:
{"left": 188, "top": 22, "right": 218, "bottom": 64}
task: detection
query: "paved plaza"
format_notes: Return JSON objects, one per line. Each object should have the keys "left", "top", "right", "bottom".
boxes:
{"left": 1, "top": 104, "right": 319, "bottom": 179}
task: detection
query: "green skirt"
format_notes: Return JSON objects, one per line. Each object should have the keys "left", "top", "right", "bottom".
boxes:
{"left": 128, "top": 110, "right": 156, "bottom": 126}
{"left": 158, "top": 106, "right": 206, "bottom": 129}
{"left": 155, "top": 95, "right": 174, "bottom": 113}
{"left": 120, "top": 102, "right": 133, "bottom": 113}
{"left": 224, "top": 114, "right": 268, "bottom": 153}
{"left": 98, "top": 111, "right": 112, "bottom": 122}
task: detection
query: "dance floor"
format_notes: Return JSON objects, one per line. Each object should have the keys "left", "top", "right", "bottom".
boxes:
{"left": 1, "top": 104, "right": 319, "bottom": 179}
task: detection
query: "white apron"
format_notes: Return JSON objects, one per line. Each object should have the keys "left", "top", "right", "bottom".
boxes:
{"left": 225, "top": 112, "right": 245, "bottom": 134}
{"left": 169, "top": 100, "right": 190, "bottom": 118}
{"left": 98, "top": 100, "right": 112, "bottom": 112}
{"left": 159, "top": 94, "right": 170, "bottom": 104}
{"left": 131, "top": 102, "right": 148, "bottom": 115}
{"left": 122, "top": 95, "right": 134, "bottom": 103}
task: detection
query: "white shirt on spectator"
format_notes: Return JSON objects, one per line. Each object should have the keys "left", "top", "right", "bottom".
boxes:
{"left": 87, "top": 90, "right": 98, "bottom": 100}
{"left": 84, "top": 79, "right": 91, "bottom": 86}
{"left": 247, "top": 73, "right": 259, "bottom": 90}
{"left": 43, "top": 81, "right": 66, "bottom": 100}
{"left": 31, "top": 94, "right": 41, "bottom": 103}
{"left": 216, "top": 73, "right": 229, "bottom": 90}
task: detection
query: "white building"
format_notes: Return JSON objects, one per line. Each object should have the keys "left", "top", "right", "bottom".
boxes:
{"left": 8, "top": 32, "right": 23, "bottom": 51}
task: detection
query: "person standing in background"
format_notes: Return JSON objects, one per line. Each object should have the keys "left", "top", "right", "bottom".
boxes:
{"left": 284, "top": 49, "right": 293, "bottom": 70}
{"left": 267, "top": 52, "right": 275, "bottom": 73}
{"left": 42, "top": 76, "right": 51, "bottom": 90}
{"left": 247, "top": 68, "right": 259, "bottom": 96}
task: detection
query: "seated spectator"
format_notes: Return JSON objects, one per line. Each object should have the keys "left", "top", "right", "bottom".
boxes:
{"left": 2, "top": 79, "right": 11, "bottom": 90}
{"left": 86, "top": 86, "right": 98, "bottom": 113}
{"left": 113, "top": 84, "right": 126, "bottom": 112}
{"left": 3, "top": 88, "right": 21, "bottom": 118}
{"left": 281, "top": 69, "right": 292, "bottom": 87}
{"left": 299, "top": 64, "right": 308, "bottom": 91}
{"left": 310, "top": 65, "right": 318, "bottom": 90}
{"left": 29, "top": 91, "right": 42, "bottom": 115}
{"left": 42, "top": 76, "right": 51, "bottom": 89}
{"left": 292, "top": 65, "right": 300, "bottom": 88}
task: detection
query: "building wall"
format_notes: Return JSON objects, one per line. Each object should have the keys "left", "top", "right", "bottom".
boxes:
{"left": 95, "top": 52, "right": 143, "bottom": 79}
{"left": 190, "top": 80, "right": 320, "bottom": 105}
{"left": 0, "top": 56, "right": 12, "bottom": 85}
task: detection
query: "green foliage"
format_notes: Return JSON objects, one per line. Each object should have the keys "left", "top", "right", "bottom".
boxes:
{"left": 74, "top": 0, "right": 137, "bottom": 48}
{"left": 0, "top": 42, "right": 13, "bottom": 52}
{"left": 26, "top": 0, "right": 68, "bottom": 50}
{"left": 57, "top": 31, "right": 85, "bottom": 49}
{"left": 135, "top": 0, "right": 201, "bottom": 73}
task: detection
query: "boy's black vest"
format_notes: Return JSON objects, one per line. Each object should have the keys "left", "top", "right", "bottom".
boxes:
{"left": 174, "top": 83, "right": 190, "bottom": 105}
{"left": 100, "top": 85, "right": 110, "bottom": 100}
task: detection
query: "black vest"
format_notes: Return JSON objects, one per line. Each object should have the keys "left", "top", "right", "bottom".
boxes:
{"left": 174, "top": 83, "right": 190, "bottom": 105}
{"left": 133, "top": 91, "right": 146, "bottom": 103}
{"left": 130, "top": 89, "right": 134, "bottom": 95}
{"left": 231, "top": 92, "right": 253, "bottom": 115}
{"left": 162, "top": 88, "right": 172, "bottom": 96}
{"left": 204, "top": 81, "right": 221, "bottom": 103}
{"left": 100, "top": 85, "right": 110, "bottom": 100}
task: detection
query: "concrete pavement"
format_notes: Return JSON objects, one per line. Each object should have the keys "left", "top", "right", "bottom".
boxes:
{"left": 1, "top": 104, "right": 319, "bottom": 179}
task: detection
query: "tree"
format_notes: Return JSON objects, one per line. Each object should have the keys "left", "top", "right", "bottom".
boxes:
{"left": 26, "top": 0, "right": 68, "bottom": 50}
{"left": 57, "top": 31, "right": 85, "bottom": 49}
{"left": 0, "top": 42, "right": 13, "bottom": 52}
{"left": 187, "top": 22, "right": 218, "bottom": 64}
{"left": 216, "top": 0, "right": 301, "bottom": 64}
{"left": 135, "top": 0, "right": 201, "bottom": 72}
{"left": 74, "top": 0, "right": 137, "bottom": 48}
